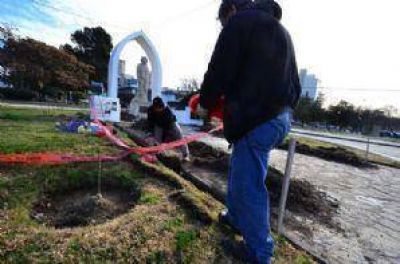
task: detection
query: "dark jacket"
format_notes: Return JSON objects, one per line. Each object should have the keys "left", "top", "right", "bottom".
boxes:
{"left": 200, "top": 6, "right": 301, "bottom": 142}
{"left": 147, "top": 106, "right": 177, "bottom": 130}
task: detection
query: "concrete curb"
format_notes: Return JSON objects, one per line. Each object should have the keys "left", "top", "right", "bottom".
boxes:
{"left": 291, "top": 130, "right": 400, "bottom": 148}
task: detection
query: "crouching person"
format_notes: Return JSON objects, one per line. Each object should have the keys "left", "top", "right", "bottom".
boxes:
{"left": 147, "top": 97, "right": 190, "bottom": 161}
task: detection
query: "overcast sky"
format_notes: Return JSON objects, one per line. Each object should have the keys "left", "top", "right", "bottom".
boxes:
{"left": 1, "top": 0, "right": 399, "bottom": 110}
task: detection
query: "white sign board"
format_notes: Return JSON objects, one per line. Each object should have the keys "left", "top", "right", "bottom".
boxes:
{"left": 90, "top": 95, "right": 121, "bottom": 123}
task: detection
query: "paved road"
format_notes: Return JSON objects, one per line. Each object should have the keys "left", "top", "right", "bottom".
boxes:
{"left": 270, "top": 149, "right": 400, "bottom": 264}
{"left": 291, "top": 129, "right": 400, "bottom": 162}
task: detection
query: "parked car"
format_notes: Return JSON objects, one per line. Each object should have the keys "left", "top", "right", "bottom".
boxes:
{"left": 379, "top": 130, "right": 400, "bottom": 139}
{"left": 380, "top": 130, "right": 393, "bottom": 138}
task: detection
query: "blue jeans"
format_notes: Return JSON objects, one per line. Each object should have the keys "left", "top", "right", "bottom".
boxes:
{"left": 227, "top": 111, "right": 291, "bottom": 264}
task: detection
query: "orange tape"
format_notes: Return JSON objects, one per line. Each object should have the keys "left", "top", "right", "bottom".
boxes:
{"left": 0, "top": 124, "right": 223, "bottom": 165}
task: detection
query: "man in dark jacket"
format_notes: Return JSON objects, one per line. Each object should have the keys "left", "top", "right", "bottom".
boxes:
{"left": 199, "top": 0, "right": 301, "bottom": 263}
{"left": 148, "top": 97, "right": 190, "bottom": 160}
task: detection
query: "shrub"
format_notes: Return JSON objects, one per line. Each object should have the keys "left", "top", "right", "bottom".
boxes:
{"left": 0, "top": 88, "right": 38, "bottom": 101}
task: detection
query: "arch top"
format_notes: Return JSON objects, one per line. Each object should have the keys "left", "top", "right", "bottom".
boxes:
{"left": 107, "top": 30, "right": 162, "bottom": 100}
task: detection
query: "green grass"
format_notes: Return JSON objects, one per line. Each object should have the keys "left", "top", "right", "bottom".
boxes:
{"left": 163, "top": 217, "right": 184, "bottom": 231}
{"left": 175, "top": 230, "right": 198, "bottom": 251}
{"left": 0, "top": 106, "right": 86, "bottom": 121}
{"left": 294, "top": 255, "right": 314, "bottom": 264}
{"left": 146, "top": 251, "right": 167, "bottom": 263}
{"left": 0, "top": 106, "right": 119, "bottom": 155}
{"left": 68, "top": 239, "right": 81, "bottom": 252}
{"left": 1, "top": 163, "right": 142, "bottom": 215}
{"left": 139, "top": 193, "right": 162, "bottom": 205}
{"left": 0, "top": 105, "right": 317, "bottom": 263}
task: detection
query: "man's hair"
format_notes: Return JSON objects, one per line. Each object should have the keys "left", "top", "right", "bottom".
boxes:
{"left": 152, "top": 97, "right": 165, "bottom": 108}
{"left": 253, "top": 0, "right": 283, "bottom": 21}
{"left": 218, "top": 0, "right": 253, "bottom": 21}
{"left": 218, "top": 0, "right": 282, "bottom": 21}
{"left": 272, "top": 1, "right": 282, "bottom": 20}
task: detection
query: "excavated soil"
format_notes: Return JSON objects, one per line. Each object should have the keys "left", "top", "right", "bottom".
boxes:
{"left": 188, "top": 141, "right": 339, "bottom": 224}
{"left": 278, "top": 141, "right": 376, "bottom": 169}
{"left": 32, "top": 182, "right": 140, "bottom": 229}
{"left": 121, "top": 125, "right": 339, "bottom": 227}
{"left": 198, "top": 125, "right": 376, "bottom": 168}
{"left": 189, "top": 141, "right": 230, "bottom": 173}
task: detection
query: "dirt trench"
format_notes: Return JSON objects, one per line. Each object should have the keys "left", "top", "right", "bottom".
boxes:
{"left": 187, "top": 141, "right": 339, "bottom": 224}
{"left": 32, "top": 178, "right": 140, "bottom": 229}
{"left": 118, "top": 123, "right": 340, "bottom": 228}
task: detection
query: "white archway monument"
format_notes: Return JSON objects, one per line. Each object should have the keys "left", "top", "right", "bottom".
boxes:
{"left": 107, "top": 30, "right": 162, "bottom": 99}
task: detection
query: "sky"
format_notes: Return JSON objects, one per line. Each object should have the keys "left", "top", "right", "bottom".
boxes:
{"left": 1, "top": 0, "right": 400, "bottom": 110}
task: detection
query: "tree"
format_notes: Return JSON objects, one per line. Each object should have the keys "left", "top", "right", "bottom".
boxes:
{"left": 293, "top": 94, "right": 326, "bottom": 126}
{"left": 310, "top": 93, "right": 326, "bottom": 122}
{"left": 0, "top": 30, "right": 94, "bottom": 96}
{"left": 180, "top": 78, "right": 200, "bottom": 93}
{"left": 0, "top": 24, "right": 15, "bottom": 43}
{"left": 62, "top": 27, "right": 113, "bottom": 84}
{"left": 381, "top": 105, "right": 399, "bottom": 130}
{"left": 327, "top": 100, "right": 357, "bottom": 130}
{"left": 293, "top": 97, "right": 313, "bottom": 126}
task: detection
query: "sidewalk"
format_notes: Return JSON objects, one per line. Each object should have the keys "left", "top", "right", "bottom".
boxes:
{"left": 189, "top": 130, "right": 400, "bottom": 263}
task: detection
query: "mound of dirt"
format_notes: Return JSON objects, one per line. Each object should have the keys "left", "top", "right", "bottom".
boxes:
{"left": 189, "top": 142, "right": 230, "bottom": 173}
{"left": 188, "top": 141, "right": 339, "bottom": 225}
{"left": 32, "top": 186, "right": 139, "bottom": 229}
{"left": 121, "top": 125, "right": 340, "bottom": 228}
{"left": 267, "top": 168, "right": 339, "bottom": 224}
{"left": 278, "top": 141, "right": 376, "bottom": 168}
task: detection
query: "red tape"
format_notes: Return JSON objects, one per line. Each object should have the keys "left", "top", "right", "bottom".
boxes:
{"left": 130, "top": 125, "right": 223, "bottom": 155}
{"left": 0, "top": 152, "right": 131, "bottom": 165}
{"left": 0, "top": 124, "right": 223, "bottom": 165}
{"left": 0, "top": 97, "right": 223, "bottom": 165}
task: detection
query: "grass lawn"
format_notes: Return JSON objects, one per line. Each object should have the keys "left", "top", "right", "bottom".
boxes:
{"left": 0, "top": 106, "right": 314, "bottom": 263}
{"left": 0, "top": 106, "right": 120, "bottom": 155}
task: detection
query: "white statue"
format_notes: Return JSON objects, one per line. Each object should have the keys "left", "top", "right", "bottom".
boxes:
{"left": 130, "top": 56, "right": 151, "bottom": 117}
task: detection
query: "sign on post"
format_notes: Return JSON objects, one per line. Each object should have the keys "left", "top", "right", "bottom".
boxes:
{"left": 90, "top": 95, "right": 121, "bottom": 123}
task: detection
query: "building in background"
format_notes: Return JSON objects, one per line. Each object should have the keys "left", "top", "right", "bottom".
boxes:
{"left": 161, "top": 88, "right": 178, "bottom": 104}
{"left": 118, "top": 60, "right": 126, "bottom": 88}
{"left": 117, "top": 60, "right": 138, "bottom": 90}
{"left": 124, "top": 74, "right": 138, "bottom": 90}
{"left": 116, "top": 60, "right": 140, "bottom": 107}
{"left": 0, "top": 66, "right": 9, "bottom": 88}
{"left": 300, "top": 69, "right": 319, "bottom": 100}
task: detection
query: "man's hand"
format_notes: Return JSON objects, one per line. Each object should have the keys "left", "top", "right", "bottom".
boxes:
{"left": 196, "top": 104, "right": 209, "bottom": 119}
{"left": 210, "top": 117, "right": 222, "bottom": 128}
